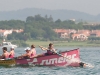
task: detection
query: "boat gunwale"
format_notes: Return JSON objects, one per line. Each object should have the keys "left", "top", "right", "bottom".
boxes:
{"left": 0, "top": 48, "right": 79, "bottom": 61}
{"left": 15, "top": 48, "right": 79, "bottom": 60}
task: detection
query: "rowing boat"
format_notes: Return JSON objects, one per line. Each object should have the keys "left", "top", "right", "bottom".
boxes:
{"left": 0, "top": 48, "right": 80, "bottom": 67}
{"left": 0, "top": 59, "right": 16, "bottom": 66}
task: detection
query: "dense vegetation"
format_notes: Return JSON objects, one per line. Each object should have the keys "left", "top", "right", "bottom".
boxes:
{"left": 0, "top": 14, "right": 100, "bottom": 46}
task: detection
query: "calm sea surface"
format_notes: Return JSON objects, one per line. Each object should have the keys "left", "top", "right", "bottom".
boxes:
{"left": 0, "top": 47, "right": 100, "bottom": 75}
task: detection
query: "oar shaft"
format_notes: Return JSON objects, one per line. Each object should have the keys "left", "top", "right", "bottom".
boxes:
{"left": 56, "top": 52, "right": 70, "bottom": 60}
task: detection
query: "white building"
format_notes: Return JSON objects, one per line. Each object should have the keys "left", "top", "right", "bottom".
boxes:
{"left": 0, "top": 29, "right": 23, "bottom": 37}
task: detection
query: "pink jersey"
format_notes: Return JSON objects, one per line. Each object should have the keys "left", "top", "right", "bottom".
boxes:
{"left": 3, "top": 52, "right": 9, "bottom": 59}
{"left": 9, "top": 53, "right": 14, "bottom": 58}
{"left": 30, "top": 48, "right": 36, "bottom": 57}
{"left": 9, "top": 51, "right": 15, "bottom": 58}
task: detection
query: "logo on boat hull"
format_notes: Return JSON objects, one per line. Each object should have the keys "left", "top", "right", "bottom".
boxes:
{"left": 40, "top": 54, "right": 77, "bottom": 65}
{"left": 27, "top": 53, "right": 79, "bottom": 66}
{"left": 27, "top": 58, "right": 38, "bottom": 66}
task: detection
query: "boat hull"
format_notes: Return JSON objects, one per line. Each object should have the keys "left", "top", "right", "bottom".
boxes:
{"left": 0, "top": 59, "right": 16, "bottom": 66}
{"left": 15, "top": 48, "right": 80, "bottom": 67}
{"left": 0, "top": 48, "right": 80, "bottom": 67}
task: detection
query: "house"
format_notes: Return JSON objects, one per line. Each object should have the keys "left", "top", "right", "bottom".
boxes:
{"left": 54, "top": 29, "right": 77, "bottom": 38}
{"left": 77, "top": 29, "right": 90, "bottom": 36}
{"left": 54, "top": 29, "right": 89, "bottom": 41}
{"left": 53, "top": 29, "right": 68, "bottom": 37}
{"left": 13, "top": 29, "right": 24, "bottom": 33}
{"left": 0, "top": 29, "right": 24, "bottom": 37}
{"left": 71, "top": 33, "right": 88, "bottom": 41}
{"left": 90, "top": 30, "right": 100, "bottom": 37}
{"left": 0, "top": 29, "right": 13, "bottom": 37}
{"left": 69, "top": 19, "right": 75, "bottom": 22}
{"left": 60, "top": 33, "right": 68, "bottom": 38}
{"left": 54, "top": 29, "right": 100, "bottom": 41}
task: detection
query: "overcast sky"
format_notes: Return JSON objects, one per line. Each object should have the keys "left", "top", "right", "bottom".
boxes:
{"left": 0, "top": 0, "right": 100, "bottom": 15}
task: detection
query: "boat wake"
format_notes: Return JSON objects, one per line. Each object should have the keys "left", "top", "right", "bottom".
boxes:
{"left": 80, "top": 61, "right": 94, "bottom": 68}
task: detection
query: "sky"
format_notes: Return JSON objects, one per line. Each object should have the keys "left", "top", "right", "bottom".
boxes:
{"left": 0, "top": 0, "right": 100, "bottom": 15}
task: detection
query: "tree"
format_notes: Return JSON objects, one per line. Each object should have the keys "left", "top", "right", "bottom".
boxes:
{"left": 55, "top": 19, "right": 62, "bottom": 23}
{"left": 26, "top": 16, "right": 34, "bottom": 22}
{"left": 48, "top": 15, "right": 53, "bottom": 22}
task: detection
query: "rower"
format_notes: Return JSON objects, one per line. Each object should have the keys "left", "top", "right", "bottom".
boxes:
{"left": 9, "top": 46, "right": 15, "bottom": 59}
{"left": 30, "top": 44, "right": 36, "bottom": 58}
{"left": 17, "top": 47, "right": 31, "bottom": 59}
{"left": 0, "top": 47, "right": 10, "bottom": 59}
{"left": 32, "top": 43, "right": 57, "bottom": 58}
{"left": 40, "top": 43, "right": 56, "bottom": 56}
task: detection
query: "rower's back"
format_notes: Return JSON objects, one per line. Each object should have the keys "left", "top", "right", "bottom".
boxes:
{"left": 2, "top": 47, "right": 10, "bottom": 59}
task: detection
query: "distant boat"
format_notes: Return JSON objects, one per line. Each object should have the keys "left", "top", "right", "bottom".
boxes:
{"left": 1, "top": 42, "right": 17, "bottom": 49}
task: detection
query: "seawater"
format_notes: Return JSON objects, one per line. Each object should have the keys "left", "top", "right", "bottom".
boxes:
{"left": 0, "top": 47, "right": 100, "bottom": 75}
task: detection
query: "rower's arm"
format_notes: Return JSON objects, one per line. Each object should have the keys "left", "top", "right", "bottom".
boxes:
{"left": 21, "top": 54, "right": 27, "bottom": 57}
{"left": 9, "top": 51, "right": 12, "bottom": 55}
{"left": 39, "top": 46, "right": 48, "bottom": 50}
{"left": 52, "top": 48, "right": 57, "bottom": 53}
{"left": 1, "top": 54, "right": 5, "bottom": 58}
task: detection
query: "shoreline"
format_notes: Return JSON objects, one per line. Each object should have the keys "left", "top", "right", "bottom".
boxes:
{"left": 25, "top": 40, "right": 100, "bottom": 47}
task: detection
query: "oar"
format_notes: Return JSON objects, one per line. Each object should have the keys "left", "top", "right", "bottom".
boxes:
{"left": 55, "top": 52, "right": 71, "bottom": 60}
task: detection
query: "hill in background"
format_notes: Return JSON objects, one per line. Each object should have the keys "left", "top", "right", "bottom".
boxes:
{"left": 0, "top": 8, "right": 100, "bottom": 21}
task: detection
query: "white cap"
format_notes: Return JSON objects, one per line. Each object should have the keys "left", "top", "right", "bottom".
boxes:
{"left": 24, "top": 47, "right": 30, "bottom": 51}
{"left": 24, "top": 48, "right": 27, "bottom": 51}
{"left": 11, "top": 46, "right": 14, "bottom": 49}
